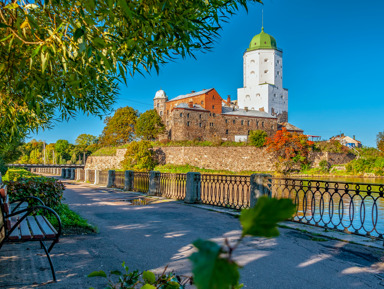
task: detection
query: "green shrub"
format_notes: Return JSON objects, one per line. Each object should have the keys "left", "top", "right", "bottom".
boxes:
{"left": 3, "top": 168, "right": 35, "bottom": 181}
{"left": 0, "top": 157, "right": 7, "bottom": 176}
{"left": 121, "top": 141, "right": 157, "bottom": 172}
{"left": 92, "top": 146, "right": 118, "bottom": 156}
{"left": 5, "top": 177, "right": 65, "bottom": 209}
{"left": 319, "top": 160, "right": 330, "bottom": 172}
{"left": 248, "top": 130, "right": 267, "bottom": 147}
{"left": 313, "top": 140, "right": 351, "bottom": 153}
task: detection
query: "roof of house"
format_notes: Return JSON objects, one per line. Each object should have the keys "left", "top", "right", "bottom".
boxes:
{"left": 173, "top": 103, "right": 209, "bottom": 111}
{"left": 221, "top": 107, "right": 276, "bottom": 118}
{"left": 168, "top": 88, "right": 214, "bottom": 102}
{"left": 279, "top": 122, "right": 304, "bottom": 132}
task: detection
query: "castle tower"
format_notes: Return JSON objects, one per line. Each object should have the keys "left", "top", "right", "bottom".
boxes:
{"left": 237, "top": 27, "right": 288, "bottom": 122}
{"left": 154, "top": 89, "right": 168, "bottom": 120}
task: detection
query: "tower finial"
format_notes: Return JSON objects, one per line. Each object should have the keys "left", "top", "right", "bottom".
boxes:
{"left": 262, "top": 9, "right": 264, "bottom": 31}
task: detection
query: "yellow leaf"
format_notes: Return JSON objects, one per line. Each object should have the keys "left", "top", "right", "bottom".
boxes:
{"left": 20, "top": 19, "right": 30, "bottom": 29}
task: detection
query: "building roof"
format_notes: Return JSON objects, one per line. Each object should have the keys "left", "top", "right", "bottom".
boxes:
{"left": 279, "top": 122, "right": 304, "bottom": 132}
{"left": 154, "top": 89, "right": 167, "bottom": 99}
{"left": 248, "top": 27, "right": 277, "bottom": 51}
{"left": 173, "top": 103, "right": 209, "bottom": 111}
{"left": 168, "top": 88, "right": 214, "bottom": 102}
{"left": 221, "top": 107, "right": 276, "bottom": 118}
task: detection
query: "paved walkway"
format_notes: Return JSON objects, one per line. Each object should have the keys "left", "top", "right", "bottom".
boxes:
{"left": 1, "top": 181, "right": 384, "bottom": 288}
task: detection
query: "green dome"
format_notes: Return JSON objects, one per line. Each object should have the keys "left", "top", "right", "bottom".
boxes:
{"left": 247, "top": 28, "right": 277, "bottom": 51}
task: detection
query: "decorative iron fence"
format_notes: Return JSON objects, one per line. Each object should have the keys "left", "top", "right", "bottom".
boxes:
{"left": 88, "top": 170, "right": 95, "bottom": 183}
{"left": 115, "top": 171, "right": 125, "bottom": 189}
{"left": 271, "top": 178, "right": 384, "bottom": 238}
{"left": 133, "top": 172, "right": 150, "bottom": 193}
{"left": 200, "top": 174, "right": 251, "bottom": 209}
{"left": 99, "top": 171, "right": 108, "bottom": 186}
{"left": 157, "top": 173, "right": 187, "bottom": 200}
{"left": 78, "top": 169, "right": 85, "bottom": 182}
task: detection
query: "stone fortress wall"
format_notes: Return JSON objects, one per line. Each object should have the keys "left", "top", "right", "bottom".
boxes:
{"left": 85, "top": 147, "right": 355, "bottom": 172}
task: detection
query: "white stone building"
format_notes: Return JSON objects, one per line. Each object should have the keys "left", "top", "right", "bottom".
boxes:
{"left": 237, "top": 27, "right": 288, "bottom": 122}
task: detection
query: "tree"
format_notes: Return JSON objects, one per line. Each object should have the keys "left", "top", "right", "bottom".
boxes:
{"left": 136, "top": 109, "right": 165, "bottom": 141}
{"left": 121, "top": 141, "right": 157, "bottom": 172}
{"left": 75, "top": 134, "right": 98, "bottom": 147}
{"left": 377, "top": 131, "right": 384, "bottom": 152}
{"left": 0, "top": 0, "right": 262, "bottom": 145}
{"left": 248, "top": 130, "right": 267, "bottom": 147}
{"left": 266, "top": 128, "right": 314, "bottom": 173}
{"left": 100, "top": 106, "right": 138, "bottom": 146}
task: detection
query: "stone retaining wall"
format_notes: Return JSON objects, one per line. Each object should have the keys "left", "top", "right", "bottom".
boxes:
{"left": 85, "top": 146, "right": 355, "bottom": 172}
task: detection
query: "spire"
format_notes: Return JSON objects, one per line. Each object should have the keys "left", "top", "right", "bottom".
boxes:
{"left": 261, "top": 9, "right": 264, "bottom": 31}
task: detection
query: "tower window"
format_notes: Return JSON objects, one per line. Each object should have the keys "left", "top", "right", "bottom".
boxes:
{"left": 264, "top": 58, "right": 268, "bottom": 62}
{"left": 213, "top": 113, "right": 215, "bottom": 117}
{"left": 199, "top": 114, "right": 202, "bottom": 119}
{"left": 241, "top": 120, "right": 244, "bottom": 125}
{"left": 256, "top": 121, "right": 259, "bottom": 127}
{"left": 277, "top": 60, "right": 280, "bottom": 64}
{"left": 250, "top": 71, "right": 255, "bottom": 75}
{"left": 233, "top": 120, "right": 236, "bottom": 124}
{"left": 201, "top": 101, "right": 204, "bottom": 105}
{"left": 160, "top": 111, "right": 163, "bottom": 116}
{"left": 246, "top": 95, "right": 250, "bottom": 99}
{"left": 199, "top": 123, "right": 202, "bottom": 127}
{"left": 277, "top": 71, "right": 280, "bottom": 75}
{"left": 212, "top": 105, "right": 215, "bottom": 109}
{"left": 187, "top": 113, "right": 190, "bottom": 118}
{"left": 180, "top": 113, "right": 183, "bottom": 117}
{"left": 225, "top": 129, "right": 228, "bottom": 135}
{"left": 157, "top": 103, "right": 159, "bottom": 108}
{"left": 262, "top": 122, "right": 264, "bottom": 128}
{"left": 225, "top": 119, "right": 228, "bottom": 124}
{"left": 247, "top": 120, "right": 250, "bottom": 126}
{"left": 187, "top": 121, "right": 190, "bottom": 127}
{"left": 264, "top": 70, "right": 268, "bottom": 73}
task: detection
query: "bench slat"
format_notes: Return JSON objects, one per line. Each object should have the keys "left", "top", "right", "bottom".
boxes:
{"left": 27, "top": 216, "right": 44, "bottom": 239}
{"left": 35, "top": 215, "right": 57, "bottom": 238}
{"left": 19, "top": 217, "right": 32, "bottom": 240}
{"left": 8, "top": 218, "right": 20, "bottom": 240}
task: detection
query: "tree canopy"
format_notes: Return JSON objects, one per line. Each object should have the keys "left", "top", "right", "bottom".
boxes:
{"left": 136, "top": 109, "right": 165, "bottom": 141}
{"left": 75, "top": 134, "right": 98, "bottom": 147}
{"left": 0, "top": 0, "right": 262, "bottom": 145}
{"left": 377, "top": 131, "right": 384, "bottom": 152}
{"left": 99, "top": 106, "right": 138, "bottom": 146}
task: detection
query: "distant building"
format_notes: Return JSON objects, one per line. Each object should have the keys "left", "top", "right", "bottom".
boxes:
{"left": 154, "top": 27, "right": 301, "bottom": 142}
{"left": 330, "top": 134, "right": 362, "bottom": 148}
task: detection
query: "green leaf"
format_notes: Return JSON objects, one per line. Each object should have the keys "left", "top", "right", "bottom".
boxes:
{"left": 189, "top": 239, "right": 240, "bottom": 289}
{"left": 140, "top": 285, "right": 156, "bottom": 289}
{"left": 5, "top": 3, "right": 19, "bottom": 9}
{"left": 73, "top": 28, "right": 84, "bottom": 41}
{"left": 87, "top": 270, "right": 107, "bottom": 278}
{"left": 110, "top": 270, "right": 122, "bottom": 275}
{"left": 240, "top": 196, "right": 296, "bottom": 238}
{"left": 0, "top": 23, "right": 9, "bottom": 28}
{"left": 142, "top": 271, "right": 156, "bottom": 284}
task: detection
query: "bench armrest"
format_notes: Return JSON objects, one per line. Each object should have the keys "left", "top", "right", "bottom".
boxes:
{"left": 10, "top": 196, "right": 45, "bottom": 212}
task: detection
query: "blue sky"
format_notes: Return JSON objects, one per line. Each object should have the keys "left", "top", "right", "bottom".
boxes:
{"left": 30, "top": 0, "right": 384, "bottom": 147}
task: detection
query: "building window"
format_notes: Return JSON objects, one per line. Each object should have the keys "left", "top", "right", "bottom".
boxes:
{"left": 160, "top": 111, "right": 163, "bottom": 116}
{"left": 225, "top": 129, "right": 228, "bottom": 135}
{"left": 233, "top": 120, "right": 235, "bottom": 124}
{"left": 241, "top": 120, "right": 244, "bottom": 125}
{"left": 210, "top": 122, "right": 214, "bottom": 127}
{"left": 166, "top": 121, "right": 169, "bottom": 126}
{"left": 213, "top": 113, "right": 215, "bottom": 117}
{"left": 264, "top": 58, "right": 268, "bottom": 62}
{"left": 212, "top": 105, "right": 215, "bottom": 109}
{"left": 157, "top": 103, "right": 159, "bottom": 108}
{"left": 262, "top": 122, "right": 264, "bottom": 128}
{"left": 247, "top": 120, "right": 250, "bottom": 126}
{"left": 199, "top": 114, "right": 202, "bottom": 119}
{"left": 187, "top": 113, "right": 190, "bottom": 118}
{"left": 277, "top": 71, "right": 280, "bottom": 75}
{"left": 187, "top": 121, "right": 190, "bottom": 127}
{"left": 213, "top": 95, "right": 215, "bottom": 100}
{"left": 180, "top": 113, "right": 183, "bottom": 117}
{"left": 248, "top": 130, "right": 250, "bottom": 135}
{"left": 199, "top": 123, "right": 202, "bottom": 127}
{"left": 201, "top": 101, "right": 204, "bottom": 105}
{"left": 264, "top": 70, "right": 268, "bottom": 73}
{"left": 225, "top": 119, "right": 228, "bottom": 124}
{"left": 271, "top": 125, "right": 274, "bottom": 130}
{"left": 256, "top": 121, "right": 259, "bottom": 127}
{"left": 277, "top": 60, "right": 280, "bottom": 64}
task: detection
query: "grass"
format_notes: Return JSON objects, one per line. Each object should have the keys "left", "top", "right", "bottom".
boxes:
{"left": 154, "top": 164, "right": 266, "bottom": 175}
{"left": 152, "top": 140, "right": 251, "bottom": 147}
{"left": 91, "top": 146, "right": 118, "bottom": 156}
{"left": 48, "top": 204, "right": 97, "bottom": 235}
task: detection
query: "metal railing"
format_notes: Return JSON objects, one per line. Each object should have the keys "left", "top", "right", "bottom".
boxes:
{"left": 115, "top": 171, "right": 125, "bottom": 189}
{"left": 157, "top": 173, "right": 187, "bottom": 200}
{"left": 271, "top": 178, "right": 384, "bottom": 238}
{"left": 200, "top": 174, "right": 251, "bottom": 209}
{"left": 99, "top": 171, "right": 108, "bottom": 186}
{"left": 133, "top": 172, "right": 150, "bottom": 193}
{"left": 88, "top": 170, "right": 95, "bottom": 183}
{"left": 78, "top": 169, "right": 85, "bottom": 182}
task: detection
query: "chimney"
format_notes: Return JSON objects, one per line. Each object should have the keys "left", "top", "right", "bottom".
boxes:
{"left": 227, "top": 95, "right": 231, "bottom": 104}
{"left": 188, "top": 101, "right": 194, "bottom": 108}
{"left": 259, "top": 107, "right": 265, "bottom": 112}
{"left": 244, "top": 107, "right": 248, "bottom": 112}
{"left": 191, "top": 90, "right": 195, "bottom": 93}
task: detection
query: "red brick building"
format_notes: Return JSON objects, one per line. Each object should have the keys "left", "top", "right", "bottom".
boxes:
{"left": 154, "top": 89, "right": 279, "bottom": 142}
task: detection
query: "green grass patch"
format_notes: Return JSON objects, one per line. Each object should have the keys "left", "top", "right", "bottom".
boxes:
{"left": 152, "top": 140, "right": 252, "bottom": 147}
{"left": 48, "top": 204, "right": 97, "bottom": 235}
{"left": 3, "top": 168, "right": 38, "bottom": 182}
{"left": 91, "top": 146, "right": 117, "bottom": 156}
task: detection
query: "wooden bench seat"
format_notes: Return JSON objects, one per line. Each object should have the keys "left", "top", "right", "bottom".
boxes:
{"left": 0, "top": 185, "right": 62, "bottom": 282}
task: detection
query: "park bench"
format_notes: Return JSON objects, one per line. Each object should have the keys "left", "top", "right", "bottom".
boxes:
{"left": 0, "top": 185, "right": 62, "bottom": 282}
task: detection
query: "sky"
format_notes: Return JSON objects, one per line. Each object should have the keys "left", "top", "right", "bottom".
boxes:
{"left": 29, "top": 0, "right": 384, "bottom": 147}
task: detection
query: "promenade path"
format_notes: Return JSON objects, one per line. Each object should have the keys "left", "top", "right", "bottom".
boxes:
{"left": 1, "top": 181, "right": 384, "bottom": 288}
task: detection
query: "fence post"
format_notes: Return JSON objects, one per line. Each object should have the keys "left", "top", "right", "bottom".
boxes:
{"left": 124, "top": 170, "right": 134, "bottom": 191}
{"left": 184, "top": 172, "right": 201, "bottom": 204}
{"left": 95, "top": 170, "right": 99, "bottom": 185}
{"left": 148, "top": 171, "right": 160, "bottom": 196}
{"left": 107, "top": 170, "right": 115, "bottom": 188}
{"left": 250, "top": 174, "right": 272, "bottom": 208}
